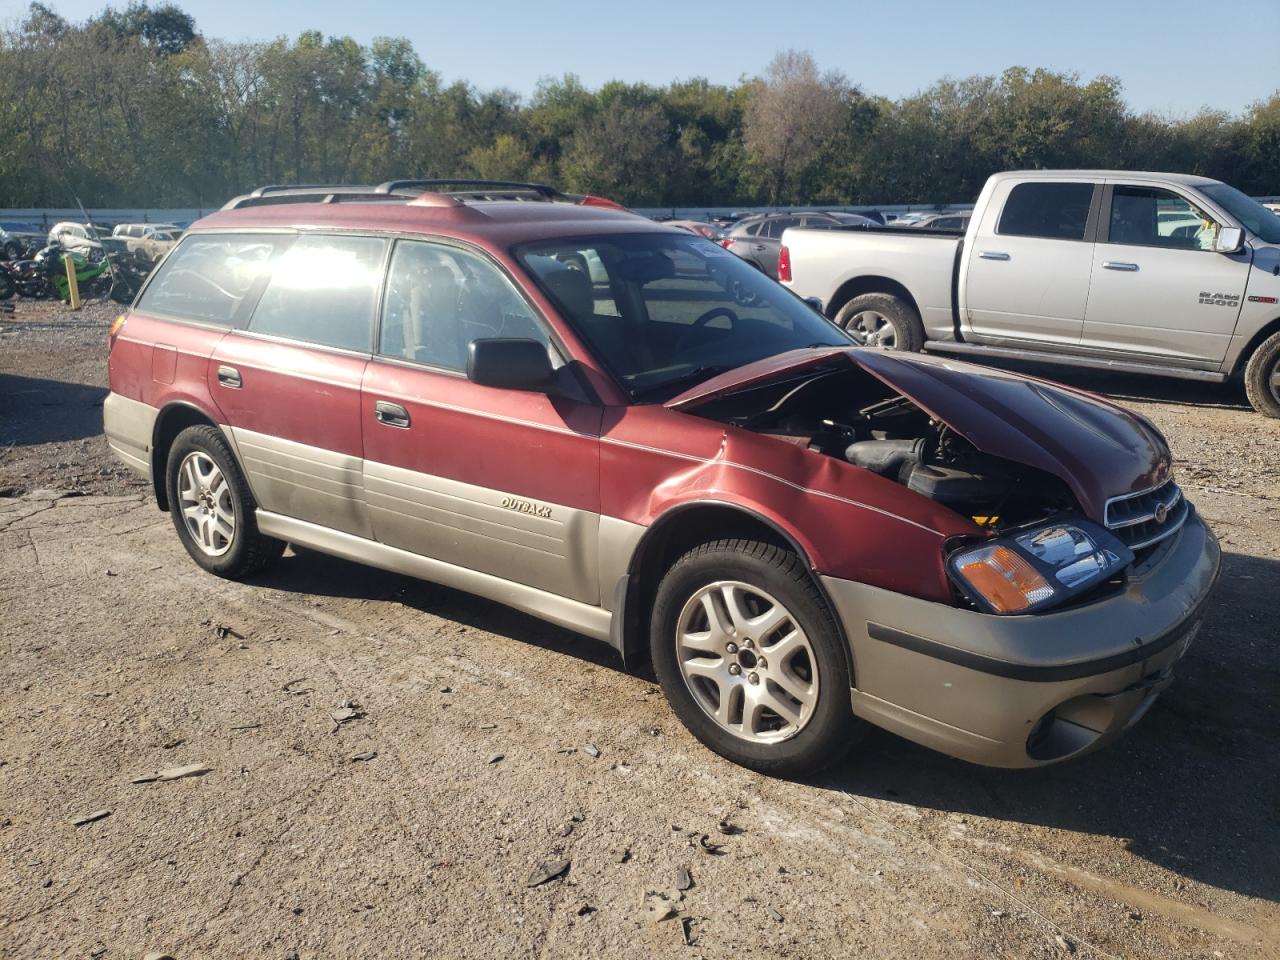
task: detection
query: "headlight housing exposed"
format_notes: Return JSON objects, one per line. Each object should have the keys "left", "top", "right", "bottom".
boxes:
{"left": 947, "top": 519, "right": 1133, "bottom": 615}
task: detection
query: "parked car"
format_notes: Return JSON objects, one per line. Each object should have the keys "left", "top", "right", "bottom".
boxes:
{"left": 48, "top": 221, "right": 113, "bottom": 254}
{"left": 721, "top": 211, "right": 874, "bottom": 278}
{"left": 663, "top": 219, "right": 723, "bottom": 240}
{"left": 781, "top": 170, "right": 1280, "bottom": 418}
{"left": 909, "top": 211, "right": 972, "bottom": 231}
{"left": 0, "top": 225, "right": 44, "bottom": 260}
{"left": 103, "top": 177, "right": 1219, "bottom": 776}
{"left": 113, "top": 223, "right": 183, "bottom": 262}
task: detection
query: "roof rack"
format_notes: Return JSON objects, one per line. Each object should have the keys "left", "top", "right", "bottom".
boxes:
{"left": 374, "top": 179, "right": 561, "bottom": 201}
{"left": 220, "top": 179, "right": 629, "bottom": 213}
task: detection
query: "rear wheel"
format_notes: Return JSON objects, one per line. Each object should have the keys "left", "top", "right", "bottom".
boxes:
{"left": 1243, "top": 330, "right": 1280, "bottom": 419}
{"left": 650, "top": 539, "right": 864, "bottom": 777}
{"left": 835, "top": 293, "right": 924, "bottom": 351}
{"left": 165, "top": 425, "right": 283, "bottom": 578}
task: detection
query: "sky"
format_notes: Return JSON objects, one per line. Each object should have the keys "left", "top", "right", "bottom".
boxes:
{"left": 6, "top": 0, "right": 1276, "bottom": 117}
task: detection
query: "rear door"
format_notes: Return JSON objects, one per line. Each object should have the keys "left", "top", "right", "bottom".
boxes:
{"left": 962, "top": 179, "right": 1100, "bottom": 344}
{"left": 211, "top": 232, "right": 388, "bottom": 538}
{"left": 1079, "top": 181, "right": 1250, "bottom": 363}
{"left": 360, "top": 238, "right": 603, "bottom": 604}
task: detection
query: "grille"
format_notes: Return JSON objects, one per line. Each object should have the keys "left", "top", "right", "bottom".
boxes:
{"left": 1104, "top": 480, "right": 1187, "bottom": 550}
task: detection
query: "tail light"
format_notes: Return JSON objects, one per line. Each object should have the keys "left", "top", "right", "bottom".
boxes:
{"left": 719, "top": 238, "right": 733, "bottom": 249}
{"left": 578, "top": 194, "right": 628, "bottom": 211}
{"left": 108, "top": 313, "right": 126, "bottom": 350}
{"left": 778, "top": 244, "right": 792, "bottom": 282}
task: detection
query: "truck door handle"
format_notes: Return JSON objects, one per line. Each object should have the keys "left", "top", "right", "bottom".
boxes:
{"left": 373, "top": 400, "right": 410, "bottom": 428}
{"left": 978, "top": 251, "right": 1010, "bottom": 261}
{"left": 216, "top": 365, "right": 241, "bottom": 389}
{"left": 753, "top": 244, "right": 766, "bottom": 252}
{"left": 1103, "top": 261, "right": 1139, "bottom": 272}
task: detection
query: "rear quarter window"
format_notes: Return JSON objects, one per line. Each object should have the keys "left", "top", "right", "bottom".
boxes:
{"left": 997, "top": 182, "right": 1094, "bottom": 241}
{"left": 135, "top": 232, "right": 293, "bottom": 326}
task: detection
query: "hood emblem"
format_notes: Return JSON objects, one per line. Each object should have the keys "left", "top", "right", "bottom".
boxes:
{"left": 1153, "top": 502, "right": 1170, "bottom": 524}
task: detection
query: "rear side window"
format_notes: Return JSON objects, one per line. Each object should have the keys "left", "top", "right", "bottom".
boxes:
{"left": 998, "top": 182, "right": 1094, "bottom": 240}
{"left": 135, "top": 233, "right": 292, "bottom": 325}
{"left": 248, "top": 234, "right": 387, "bottom": 352}
{"left": 379, "top": 240, "right": 547, "bottom": 371}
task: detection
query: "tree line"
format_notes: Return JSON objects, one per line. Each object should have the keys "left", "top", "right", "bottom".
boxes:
{"left": 2, "top": 2, "right": 1277, "bottom": 210}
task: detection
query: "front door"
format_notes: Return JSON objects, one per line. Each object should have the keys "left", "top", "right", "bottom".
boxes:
{"left": 211, "top": 232, "right": 387, "bottom": 538}
{"left": 963, "top": 179, "right": 1099, "bottom": 345}
{"left": 1080, "top": 183, "right": 1250, "bottom": 364}
{"left": 360, "top": 238, "right": 603, "bottom": 604}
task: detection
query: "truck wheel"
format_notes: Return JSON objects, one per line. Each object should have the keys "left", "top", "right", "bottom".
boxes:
{"left": 649, "top": 538, "right": 865, "bottom": 777}
{"left": 165, "top": 425, "right": 284, "bottom": 578}
{"left": 1243, "top": 330, "right": 1280, "bottom": 418}
{"left": 835, "top": 293, "right": 924, "bottom": 351}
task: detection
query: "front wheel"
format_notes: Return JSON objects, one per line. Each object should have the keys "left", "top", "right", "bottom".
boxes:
{"left": 1243, "top": 330, "right": 1280, "bottom": 419}
{"left": 835, "top": 293, "right": 924, "bottom": 351}
{"left": 650, "top": 539, "right": 865, "bottom": 777}
{"left": 165, "top": 425, "right": 283, "bottom": 578}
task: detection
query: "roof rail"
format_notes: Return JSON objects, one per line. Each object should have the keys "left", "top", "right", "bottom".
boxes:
{"left": 376, "top": 179, "right": 561, "bottom": 200}
{"left": 221, "top": 185, "right": 400, "bottom": 210}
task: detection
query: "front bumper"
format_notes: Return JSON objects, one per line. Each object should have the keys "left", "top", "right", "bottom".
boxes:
{"left": 822, "top": 508, "right": 1221, "bottom": 768}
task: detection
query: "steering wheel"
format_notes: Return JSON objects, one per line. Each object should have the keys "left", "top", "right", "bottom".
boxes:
{"left": 676, "top": 306, "right": 739, "bottom": 354}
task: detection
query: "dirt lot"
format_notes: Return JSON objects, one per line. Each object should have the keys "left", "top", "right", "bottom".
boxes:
{"left": 1, "top": 299, "right": 1277, "bottom": 960}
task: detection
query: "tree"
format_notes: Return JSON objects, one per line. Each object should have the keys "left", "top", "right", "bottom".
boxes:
{"left": 743, "top": 50, "right": 848, "bottom": 203}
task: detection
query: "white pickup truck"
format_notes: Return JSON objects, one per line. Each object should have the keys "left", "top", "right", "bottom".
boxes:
{"left": 780, "top": 170, "right": 1280, "bottom": 417}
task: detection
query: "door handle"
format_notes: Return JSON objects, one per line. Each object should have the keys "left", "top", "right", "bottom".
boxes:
{"left": 1103, "top": 261, "right": 1139, "bottom": 272}
{"left": 978, "top": 251, "right": 1010, "bottom": 261}
{"left": 753, "top": 244, "right": 766, "bottom": 252}
{"left": 374, "top": 400, "right": 410, "bottom": 428}
{"left": 216, "top": 365, "right": 241, "bottom": 389}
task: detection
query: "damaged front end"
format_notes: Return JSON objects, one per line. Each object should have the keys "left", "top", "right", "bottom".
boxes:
{"left": 668, "top": 348, "right": 1185, "bottom": 615}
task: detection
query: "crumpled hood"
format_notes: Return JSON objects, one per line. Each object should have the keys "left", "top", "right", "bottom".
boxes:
{"left": 667, "top": 348, "right": 1172, "bottom": 521}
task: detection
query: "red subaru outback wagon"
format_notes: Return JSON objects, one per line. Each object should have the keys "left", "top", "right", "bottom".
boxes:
{"left": 104, "top": 180, "right": 1220, "bottom": 776}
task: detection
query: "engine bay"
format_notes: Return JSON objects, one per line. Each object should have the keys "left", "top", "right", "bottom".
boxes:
{"left": 695, "top": 365, "right": 1077, "bottom": 531}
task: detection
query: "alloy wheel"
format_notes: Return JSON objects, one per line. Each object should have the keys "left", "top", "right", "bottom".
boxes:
{"left": 844, "top": 310, "right": 898, "bottom": 348}
{"left": 177, "top": 451, "right": 235, "bottom": 557}
{"left": 675, "top": 581, "right": 819, "bottom": 743}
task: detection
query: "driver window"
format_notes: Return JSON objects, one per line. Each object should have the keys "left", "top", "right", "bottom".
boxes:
{"left": 1109, "top": 186, "right": 1220, "bottom": 250}
{"left": 379, "top": 240, "right": 548, "bottom": 371}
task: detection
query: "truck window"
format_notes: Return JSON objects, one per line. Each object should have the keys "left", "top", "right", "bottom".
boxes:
{"left": 379, "top": 240, "right": 548, "bottom": 371}
{"left": 248, "top": 234, "right": 387, "bottom": 352}
{"left": 135, "top": 232, "right": 293, "bottom": 326}
{"left": 997, "top": 182, "right": 1093, "bottom": 241}
{"left": 1108, "top": 186, "right": 1219, "bottom": 250}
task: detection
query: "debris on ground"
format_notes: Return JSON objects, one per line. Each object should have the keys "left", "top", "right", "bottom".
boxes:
{"left": 695, "top": 834, "right": 725, "bottom": 855}
{"left": 214, "top": 624, "right": 244, "bottom": 640}
{"left": 487, "top": 753, "right": 504, "bottom": 764}
{"left": 681, "top": 916, "right": 696, "bottom": 946}
{"left": 576, "top": 903, "right": 595, "bottom": 917}
{"left": 73, "top": 809, "right": 111, "bottom": 826}
{"left": 350, "top": 751, "right": 377, "bottom": 762}
{"left": 330, "top": 700, "right": 363, "bottom": 730}
{"left": 766, "top": 906, "right": 784, "bottom": 922}
{"left": 130, "top": 763, "right": 211, "bottom": 784}
{"left": 526, "top": 859, "right": 570, "bottom": 887}
{"left": 642, "top": 888, "right": 683, "bottom": 923}
{"left": 479, "top": 723, "right": 497, "bottom": 730}
{"left": 717, "top": 818, "right": 743, "bottom": 835}
{"left": 611, "top": 846, "right": 631, "bottom": 864}
{"left": 675, "top": 866, "right": 693, "bottom": 891}
{"left": 1054, "top": 933, "right": 1076, "bottom": 953}
{"left": 281, "top": 678, "right": 312, "bottom": 696}
{"left": 582, "top": 742, "right": 600, "bottom": 758}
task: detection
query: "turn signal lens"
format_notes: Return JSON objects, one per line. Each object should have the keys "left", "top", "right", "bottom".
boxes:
{"left": 951, "top": 544, "right": 1055, "bottom": 614}
{"left": 108, "top": 313, "right": 126, "bottom": 349}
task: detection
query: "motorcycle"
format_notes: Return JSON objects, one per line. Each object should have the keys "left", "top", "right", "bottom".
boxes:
{"left": 0, "top": 244, "right": 144, "bottom": 304}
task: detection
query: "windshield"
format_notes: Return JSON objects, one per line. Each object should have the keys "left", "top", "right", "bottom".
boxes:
{"left": 516, "top": 232, "right": 850, "bottom": 401}
{"left": 1200, "top": 183, "right": 1280, "bottom": 244}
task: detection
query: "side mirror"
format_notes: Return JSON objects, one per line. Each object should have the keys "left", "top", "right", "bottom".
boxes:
{"left": 467, "top": 338, "right": 557, "bottom": 393}
{"left": 1215, "top": 226, "right": 1245, "bottom": 254}
{"left": 803, "top": 296, "right": 825, "bottom": 315}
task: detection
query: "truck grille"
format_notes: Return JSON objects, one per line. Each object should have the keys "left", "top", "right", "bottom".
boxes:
{"left": 1104, "top": 480, "right": 1187, "bottom": 550}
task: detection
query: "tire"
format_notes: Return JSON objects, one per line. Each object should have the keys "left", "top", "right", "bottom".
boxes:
{"left": 1243, "top": 330, "right": 1280, "bottom": 419}
{"left": 650, "top": 538, "right": 865, "bottom": 777}
{"left": 835, "top": 292, "right": 924, "bottom": 351}
{"left": 165, "top": 425, "right": 284, "bottom": 578}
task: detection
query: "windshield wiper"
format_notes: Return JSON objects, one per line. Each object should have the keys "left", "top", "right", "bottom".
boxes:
{"left": 631, "top": 365, "right": 733, "bottom": 401}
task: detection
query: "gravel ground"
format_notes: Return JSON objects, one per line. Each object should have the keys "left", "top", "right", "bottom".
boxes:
{"left": 1, "top": 299, "right": 1277, "bottom": 960}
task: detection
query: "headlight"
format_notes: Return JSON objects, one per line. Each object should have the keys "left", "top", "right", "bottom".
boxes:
{"left": 947, "top": 520, "right": 1133, "bottom": 615}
